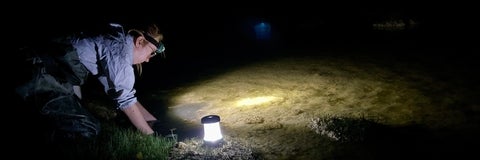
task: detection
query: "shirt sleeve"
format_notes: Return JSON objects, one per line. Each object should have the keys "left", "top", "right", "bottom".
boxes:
{"left": 99, "top": 65, "right": 137, "bottom": 110}
{"left": 104, "top": 38, "right": 137, "bottom": 110}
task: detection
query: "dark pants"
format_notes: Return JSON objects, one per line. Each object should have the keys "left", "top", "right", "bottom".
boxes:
{"left": 15, "top": 42, "right": 100, "bottom": 141}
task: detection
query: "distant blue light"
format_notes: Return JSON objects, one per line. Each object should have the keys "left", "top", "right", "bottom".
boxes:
{"left": 254, "top": 21, "right": 271, "bottom": 41}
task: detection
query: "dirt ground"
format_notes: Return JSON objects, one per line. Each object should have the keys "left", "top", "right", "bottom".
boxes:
{"left": 142, "top": 48, "right": 480, "bottom": 159}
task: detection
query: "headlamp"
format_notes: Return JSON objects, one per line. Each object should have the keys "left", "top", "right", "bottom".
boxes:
{"left": 143, "top": 32, "right": 166, "bottom": 57}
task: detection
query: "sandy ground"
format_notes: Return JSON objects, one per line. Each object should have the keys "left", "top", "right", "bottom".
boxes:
{"left": 138, "top": 47, "right": 480, "bottom": 159}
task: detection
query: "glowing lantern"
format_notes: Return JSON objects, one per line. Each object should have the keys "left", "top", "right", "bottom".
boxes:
{"left": 201, "top": 115, "right": 223, "bottom": 143}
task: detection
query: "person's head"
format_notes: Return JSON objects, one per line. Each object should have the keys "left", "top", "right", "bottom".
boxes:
{"left": 128, "top": 23, "right": 165, "bottom": 75}
{"left": 128, "top": 23, "right": 165, "bottom": 65}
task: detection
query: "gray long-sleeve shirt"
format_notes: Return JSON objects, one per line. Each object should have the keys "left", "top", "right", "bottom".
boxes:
{"left": 71, "top": 23, "right": 137, "bottom": 110}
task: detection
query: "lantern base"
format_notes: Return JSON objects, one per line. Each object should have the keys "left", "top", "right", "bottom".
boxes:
{"left": 203, "top": 139, "right": 224, "bottom": 148}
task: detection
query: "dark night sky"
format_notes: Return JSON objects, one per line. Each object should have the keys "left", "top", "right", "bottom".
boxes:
{"left": 10, "top": 4, "right": 478, "bottom": 49}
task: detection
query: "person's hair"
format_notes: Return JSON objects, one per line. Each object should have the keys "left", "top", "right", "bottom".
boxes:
{"left": 127, "top": 23, "right": 163, "bottom": 76}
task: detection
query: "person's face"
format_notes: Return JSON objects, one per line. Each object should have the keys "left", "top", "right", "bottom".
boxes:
{"left": 133, "top": 37, "right": 158, "bottom": 64}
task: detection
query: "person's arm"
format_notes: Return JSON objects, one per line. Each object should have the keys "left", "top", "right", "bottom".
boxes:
{"left": 136, "top": 101, "right": 157, "bottom": 122}
{"left": 96, "top": 30, "right": 158, "bottom": 135}
{"left": 121, "top": 102, "right": 156, "bottom": 135}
